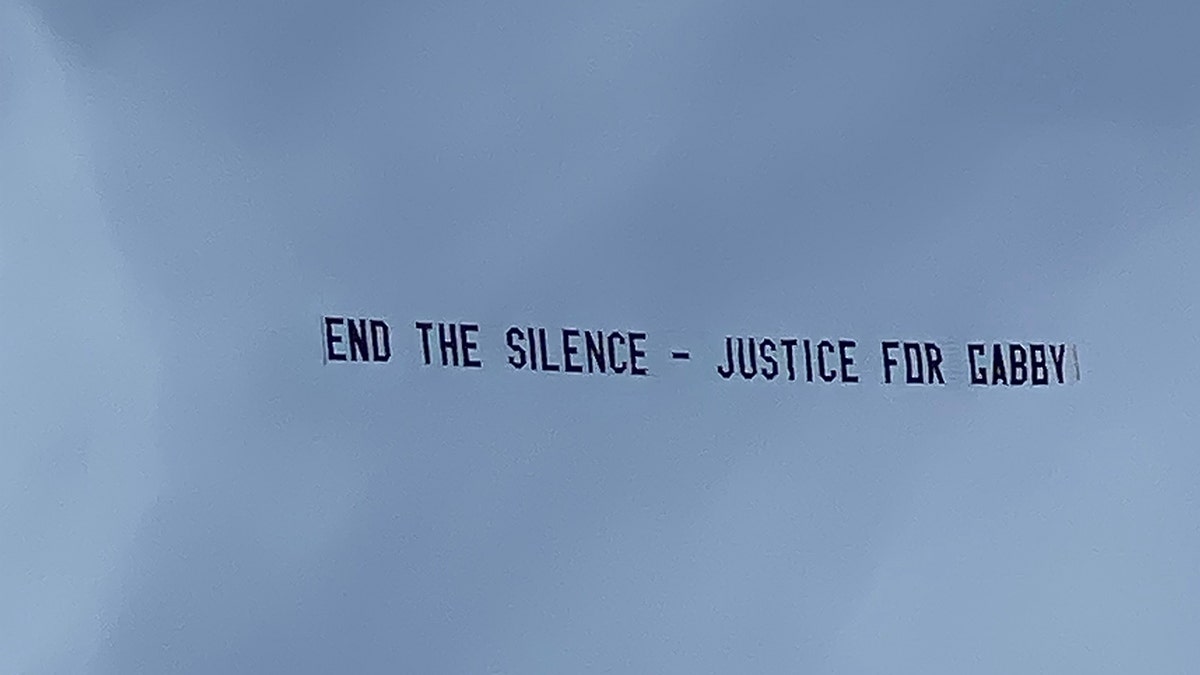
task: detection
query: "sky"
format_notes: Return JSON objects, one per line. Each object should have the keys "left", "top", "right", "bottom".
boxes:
{"left": 2, "top": 0, "right": 1199, "bottom": 672}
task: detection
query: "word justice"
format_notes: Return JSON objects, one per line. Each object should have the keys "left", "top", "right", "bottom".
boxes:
{"left": 716, "top": 336, "right": 860, "bottom": 383}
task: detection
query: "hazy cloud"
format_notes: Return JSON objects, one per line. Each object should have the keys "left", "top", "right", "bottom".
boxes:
{"left": 4, "top": 0, "right": 1199, "bottom": 672}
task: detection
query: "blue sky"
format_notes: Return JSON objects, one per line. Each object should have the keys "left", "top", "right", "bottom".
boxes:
{"left": 3, "top": 1, "right": 1199, "bottom": 672}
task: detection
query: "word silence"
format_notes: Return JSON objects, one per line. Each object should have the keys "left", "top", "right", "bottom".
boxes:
{"left": 321, "top": 316, "right": 1081, "bottom": 387}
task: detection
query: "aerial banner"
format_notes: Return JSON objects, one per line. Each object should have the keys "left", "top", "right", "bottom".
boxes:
{"left": 320, "top": 315, "right": 1081, "bottom": 388}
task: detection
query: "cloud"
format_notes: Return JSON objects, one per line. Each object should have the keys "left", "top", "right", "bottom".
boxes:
{"left": 6, "top": 0, "right": 1200, "bottom": 672}
{"left": 0, "top": 3, "right": 160, "bottom": 672}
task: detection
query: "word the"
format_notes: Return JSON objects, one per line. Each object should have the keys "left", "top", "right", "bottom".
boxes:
{"left": 414, "top": 321, "right": 483, "bottom": 367}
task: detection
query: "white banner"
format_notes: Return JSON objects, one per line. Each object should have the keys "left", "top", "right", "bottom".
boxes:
{"left": 321, "top": 315, "right": 1081, "bottom": 387}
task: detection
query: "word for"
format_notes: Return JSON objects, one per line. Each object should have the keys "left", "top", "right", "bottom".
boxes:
{"left": 320, "top": 316, "right": 1080, "bottom": 387}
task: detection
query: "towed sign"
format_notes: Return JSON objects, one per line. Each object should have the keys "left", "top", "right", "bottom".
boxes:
{"left": 321, "top": 316, "right": 1081, "bottom": 387}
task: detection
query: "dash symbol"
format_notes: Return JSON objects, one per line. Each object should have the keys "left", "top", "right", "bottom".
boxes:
{"left": 671, "top": 350, "right": 691, "bottom": 360}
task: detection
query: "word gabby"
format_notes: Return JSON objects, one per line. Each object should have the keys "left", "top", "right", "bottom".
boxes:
{"left": 320, "top": 316, "right": 1082, "bottom": 387}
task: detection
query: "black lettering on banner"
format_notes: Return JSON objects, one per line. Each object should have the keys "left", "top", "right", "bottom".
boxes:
{"left": 803, "top": 339, "right": 814, "bottom": 382}
{"left": 1008, "top": 343, "right": 1028, "bottom": 385}
{"left": 325, "top": 317, "right": 390, "bottom": 363}
{"left": 780, "top": 338, "right": 798, "bottom": 381}
{"left": 817, "top": 340, "right": 837, "bottom": 382}
{"left": 324, "top": 317, "right": 347, "bottom": 362}
{"left": 526, "top": 327, "right": 539, "bottom": 370}
{"left": 1030, "top": 343, "right": 1049, "bottom": 385}
{"left": 347, "top": 318, "right": 370, "bottom": 361}
{"left": 608, "top": 332, "right": 627, "bottom": 373}
{"left": 562, "top": 328, "right": 583, "bottom": 373}
{"left": 1049, "top": 344, "right": 1066, "bottom": 383}
{"left": 719, "top": 336, "right": 810, "bottom": 382}
{"left": 370, "top": 319, "right": 391, "bottom": 362}
{"left": 968, "top": 343, "right": 987, "bottom": 385}
{"left": 903, "top": 341, "right": 923, "bottom": 385}
{"left": 760, "top": 338, "right": 779, "bottom": 380}
{"left": 990, "top": 343, "right": 1008, "bottom": 385}
{"left": 459, "top": 323, "right": 481, "bottom": 368}
{"left": 881, "top": 341, "right": 900, "bottom": 384}
{"left": 415, "top": 321, "right": 434, "bottom": 365}
{"left": 536, "top": 328, "right": 559, "bottom": 372}
{"left": 838, "top": 340, "right": 858, "bottom": 383}
{"left": 629, "top": 331, "right": 648, "bottom": 376}
{"left": 585, "top": 330, "right": 606, "bottom": 373}
{"left": 739, "top": 338, "right": 757, "bottom": 380}
{"left": 924, "top": 342, "right": 945, "bottom": 384}
{"left": 717, "top": 337, "right": 735, "bottom": 379}
{"left": 503, "top": 328, "right": 645, "bottom": 376}
{"left": 438, "top": 322, "right": 460, "bottom": 366}
{"left": 506, "top": 327, "right": 527, "bottom": 369}
{"left": 326, "top": 317, "right": 1080, "bottom": 390}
